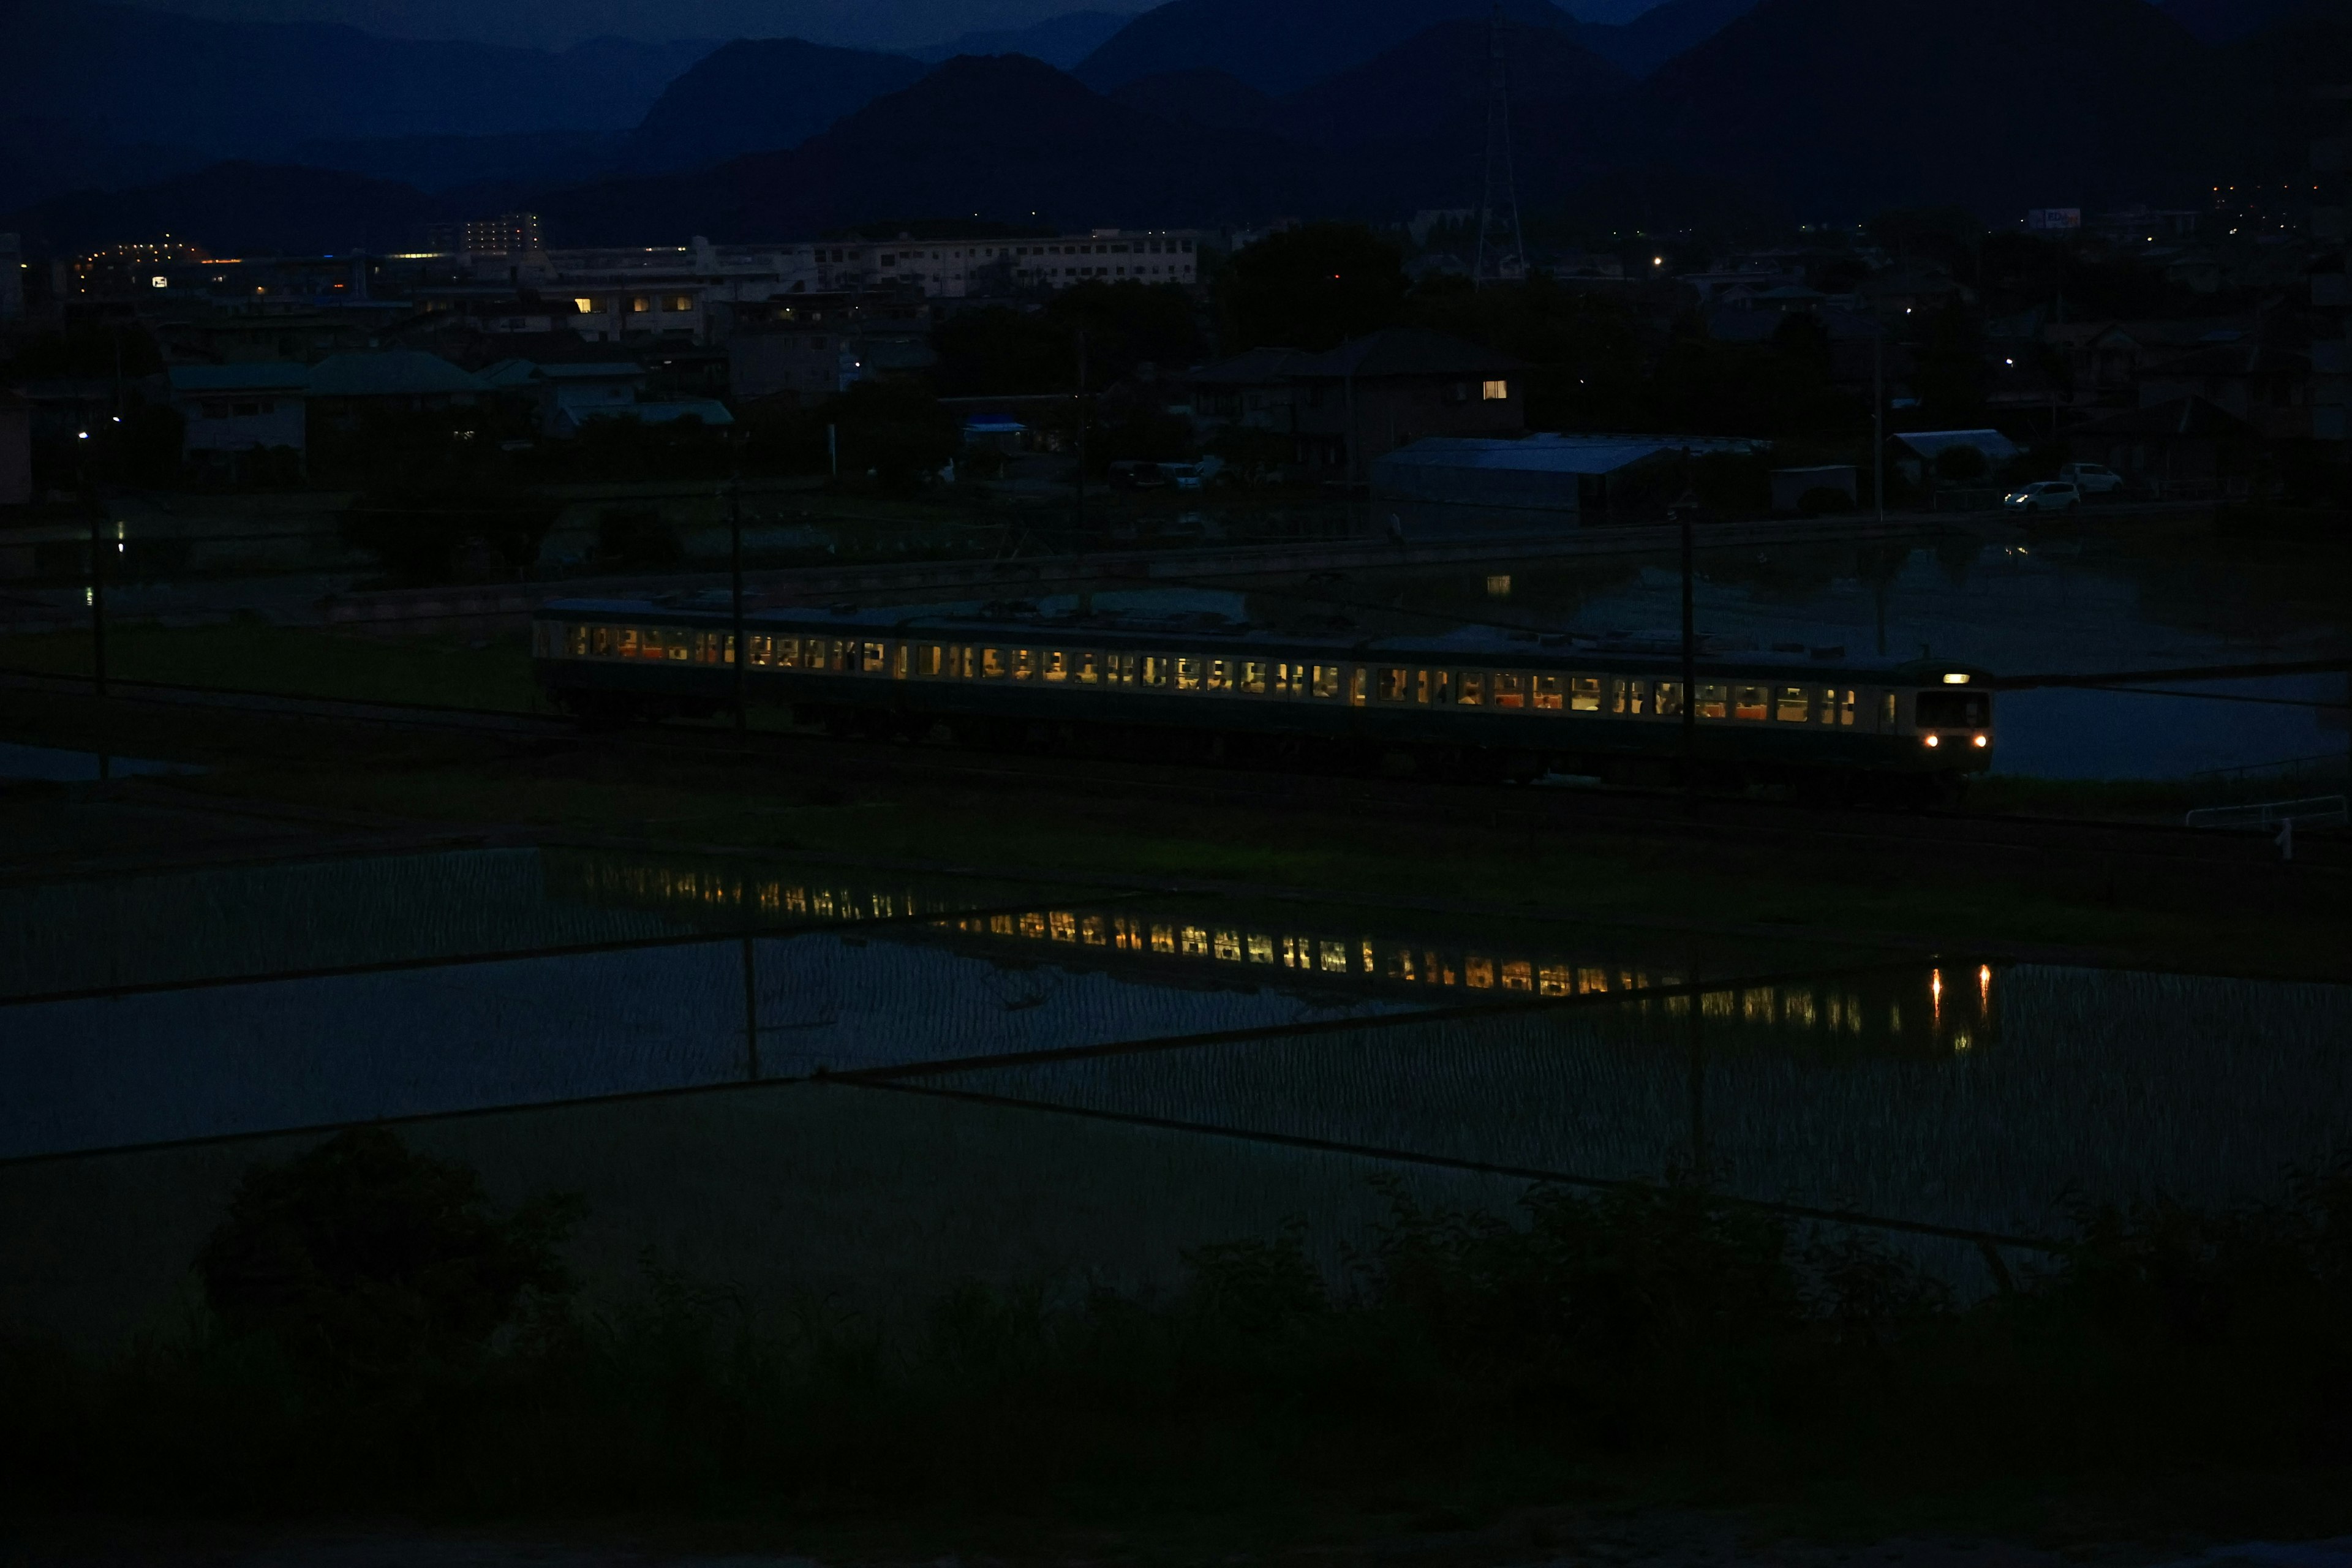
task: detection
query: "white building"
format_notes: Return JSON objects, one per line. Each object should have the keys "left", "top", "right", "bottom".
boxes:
{"left": 165, "top": 363, "right": 311, "bottom": 463}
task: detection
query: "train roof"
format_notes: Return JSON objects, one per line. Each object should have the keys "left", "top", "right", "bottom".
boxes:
{"left": 539, "top": 596, "right": 1994, "bottom": 682}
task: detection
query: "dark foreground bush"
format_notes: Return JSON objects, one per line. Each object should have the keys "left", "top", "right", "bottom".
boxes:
{"left": 3, "top": 1133, "right": 2349, "bottom": 1522}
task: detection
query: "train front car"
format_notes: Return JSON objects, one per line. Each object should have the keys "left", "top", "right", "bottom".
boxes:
{"left": 1903, "top": 665, "right": 1996, "bottom": 778}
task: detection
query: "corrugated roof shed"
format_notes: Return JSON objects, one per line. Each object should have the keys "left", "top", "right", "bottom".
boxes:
{"left": 1374, "top": 433, "right": 1765, "bottom": 511}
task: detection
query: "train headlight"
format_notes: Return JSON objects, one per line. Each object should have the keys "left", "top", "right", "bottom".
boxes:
{"left": 1972, "top": 734, "right": 1988, "bottom": 748}
{"left": 1923, "top": 734, "right": 1940, "bottom": 748}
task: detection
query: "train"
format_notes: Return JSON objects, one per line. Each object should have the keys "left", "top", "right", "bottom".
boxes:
{"left": 530, "top": 595, "right": 1995, "bottom": 799}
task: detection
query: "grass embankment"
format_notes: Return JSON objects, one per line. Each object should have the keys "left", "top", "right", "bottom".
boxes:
{"left": 0, "top": 620, "right": 539, "bottom": 712}
{"left": 8, "top": 1129, "right": 2350, "bottom": 1544}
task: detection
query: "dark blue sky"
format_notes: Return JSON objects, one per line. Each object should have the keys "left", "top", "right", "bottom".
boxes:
{"left": 124, "top": 0, "right": 1159, "bottom": 50}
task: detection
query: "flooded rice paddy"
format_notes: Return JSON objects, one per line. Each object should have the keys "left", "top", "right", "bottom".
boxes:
{"left": 2, "top": 843, "right": 2346, "bottom": 1343}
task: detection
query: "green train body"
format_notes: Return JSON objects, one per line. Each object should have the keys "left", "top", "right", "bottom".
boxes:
{"left": 531, "top": 597, "right": 1994, "bottom": 793}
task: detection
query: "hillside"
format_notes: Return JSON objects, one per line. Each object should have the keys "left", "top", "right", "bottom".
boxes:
{"left": 1074, "top": 0, "right": 1581, "bottom": 94}
{"left": 1275, "top": 16, "right": 1634, "bottom": 148}
{"left": 0, "top": 2, "right": 713, "bottom": 156}
{"left": 911, "top": 11, "right": 1134, "bottom": 67}
{"left": 630, "top": 39, "right": 932, "bottom": 170}
{"left": 1642, "top": 0, "right": 2218, "bottom": 217}
{"left": 534, "top": 54, "right": 1334, "bottom": 244}
{"left": 1584, "top": 0, "right": 1763, "bottom": 74}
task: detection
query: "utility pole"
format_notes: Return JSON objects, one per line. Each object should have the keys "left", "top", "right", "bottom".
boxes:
{"left": 1074, "top": 327, "right": 1088, "bottom": 532}
{"left": 741, "top": 932, "right": 761, "bottom": 1081}
{"left": 1679, "top": 470, "right": 1697, "bottom": 780}
{"left": 728, "top": 463, "right": 747, "bottom": 749}
{"left": 1873, "top": 311, "right": 1887, "bottom": 522}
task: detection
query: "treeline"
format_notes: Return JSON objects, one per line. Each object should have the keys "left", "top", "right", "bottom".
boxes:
{"left": 6, "top": 1127, "right": 2350, "bottom": 1525}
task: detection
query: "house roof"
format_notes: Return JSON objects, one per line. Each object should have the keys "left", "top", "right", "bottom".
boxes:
{"left": 478, "top": 358, "right": 647, "bottom": 388}
{"left": 2074, "top": 396, "right": 2259, "bottom": 438}
{"left": 165, "top": 362, "right": 311, "bottom": 395}
{"left": 1287, "top": 328, "right": 1521, "bottom": 380}
{"left": 307, "top": 352, "right": 484, "bottom": 398}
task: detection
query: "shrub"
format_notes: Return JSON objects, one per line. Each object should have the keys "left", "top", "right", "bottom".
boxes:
{"left": 194, "top": 1126, "right": 579, "bottom": 1384}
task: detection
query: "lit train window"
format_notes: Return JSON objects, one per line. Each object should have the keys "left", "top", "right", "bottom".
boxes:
{"left": 1611, "top": 678, "right": 1645, "bottom": 714}
{"left": 892, "top": 643, "right": 908, "bottom": 679}
{"left": 1273, "top": 662, "right": 1301, "bottom": 696}
{"left": 1177, "top": 658, "right": 1203, "bottom": 692}
{"left": 1655, "top": 680, "right": 1685, "bottom": 717}
{"left": 1458, "top": 673, "right": 1483, "bottom": 706}
{"left": 1077, "top": 651, "right": 1099, "bottom": 684}
{"left": 1532, "top": 675, "right": 1563, "bottom": 710}
{"left": 1241, "top": 660, "right": 1267, "bottom": 695}
{"left": 1014, "top": 649, "right": 1036, "bottom": 680}
{"left": 1207, "top": 659, "right": 1229, "bottom": 693}
{"left": 567, "top": 625, "right": 586, "bottom": 657}
{"left": 1418, "top": 669, "right": 1450, "bottom": 704}
{"left": 1379, "top": 668, "right": 1408, "bottom": 702}
{"left": 1777, "top": 686, "right": 1809, "bottom": 722}
{"left": 1697, "top": 682, "right": 1728, "bottom": 719}
{"left": 1574, "top": 676, "right": 1605, "bottom": 712}
{"left": 745, "top": 635, "right": 767, "bottom": 667}
{"left": 919, "top": 644, "right": 942, "bottom": 676}
{"left": 592, "top": 626, "right": 612, "bottom": 657}
{"left": 1827, "top": 688, "right": 1855, "bottom": 725}
{"left": 1350, "top": 667, "right": 1368, "bottom": 705}
{"left": 616, "top": 628, "right": 638, "bottom": 657}
{"left": 1733, "top": 685, "right": 1767, "bottom": 720}
{"left": 1493, "top": 673, "right": 1525, "bottom": 709}
{"left": 1879, "top": 691, "right": 1898, "bottom": 728}
{"left": 1107, "top": 652, "right": 1137, "bottom": 685}
{"left": 861, "top": 642, "right": 884, "bottom": 674}
{"left": 1312, "top": 664, "right": 1343, "bottom": 699}
{"left": 670, "top": 635, "right": 692, "bottom": 662}
{"left": 1139, "top": 655, "right": 1167, "bottom": 687}
{"left": 775, "top": 638, "right": 798, "bottom": 669}
{"left": 1043, "top": 650, "right": 1068, "bottom": 682}
{"left": 982, "top": 647, "right": 1006, "bottom": 679}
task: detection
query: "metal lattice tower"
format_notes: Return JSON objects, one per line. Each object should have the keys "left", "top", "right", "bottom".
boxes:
{"left": 1472, "top": 3, "right": 1527, "bottom": 289}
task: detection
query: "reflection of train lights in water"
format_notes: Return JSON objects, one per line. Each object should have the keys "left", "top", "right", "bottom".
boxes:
{"left": 546, "top": 851, "right": 2000, "bottom": 1055}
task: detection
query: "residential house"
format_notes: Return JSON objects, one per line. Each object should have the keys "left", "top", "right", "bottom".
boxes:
{"left": 1285, "top": 329, "right": 1525, "bottom": 478}
{"left": 1189, "top": 347, "right": 1306, "bottom": 435}
{"left": 729, "top": 295, "right": 935, "bottom": 405}
{"left": 480, "top": 359, "right": 733, "bottom": 434}
{"left": 306, "top": 352, "right": 486, "bottom": 429}
{"left": 164, "top": 362, "right": 310, "bottom": 467}
{"left": 2132, "top": 330, "right": 2315, "bottom": 440}
{"left": 1191, "top": 330, "right": 1523, "bottom": 480}
{"left": 2071, "top": 397, "right": 2262, "bottom": 495}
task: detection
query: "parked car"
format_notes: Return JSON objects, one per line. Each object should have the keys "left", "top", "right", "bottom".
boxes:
{"left": 2003, "top": 481, "right": 2082, "bottom": 514}
{"left": 2058, "top": 462, "right": 2126, "bottom": 497}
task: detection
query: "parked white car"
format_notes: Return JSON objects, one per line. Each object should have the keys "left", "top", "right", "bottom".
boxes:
{"left": 2058, "top": 462, "right": 2126, "bottom": 497}
{"left": 2003, "top": 481, "right": 2082, "bottom": 514}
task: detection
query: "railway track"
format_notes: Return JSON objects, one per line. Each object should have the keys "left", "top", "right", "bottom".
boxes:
{"left": 4, "top": 666, "right": 2345, "bottom": 876}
